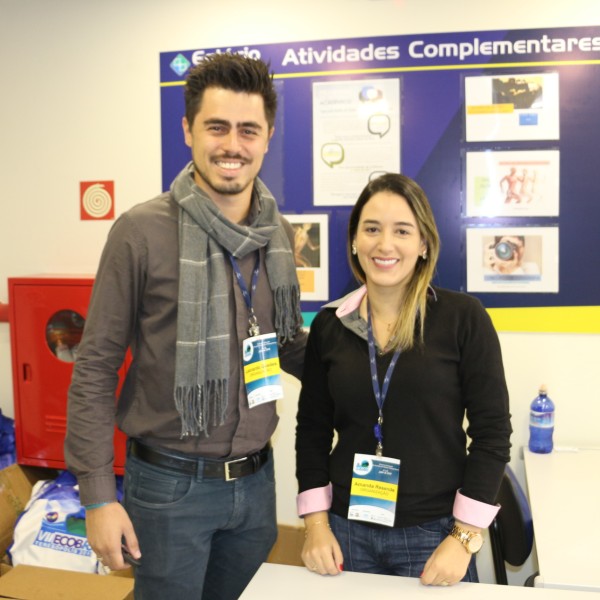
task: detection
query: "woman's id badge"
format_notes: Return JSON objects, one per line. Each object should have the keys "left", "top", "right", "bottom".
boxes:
{"left": 242, "top": 332, "right": 283, "bottom": 408}
{"left": 348, "top": 453, "right": 400, "bottom": 527}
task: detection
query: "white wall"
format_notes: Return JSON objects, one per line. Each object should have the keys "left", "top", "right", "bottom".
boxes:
{"left": 1, "top": 0, "right": 598, "bottom": 586}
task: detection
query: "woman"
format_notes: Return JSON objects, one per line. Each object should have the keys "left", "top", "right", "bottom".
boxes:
{"left": 295, "top": 173, "right": 511, "bottom": 586}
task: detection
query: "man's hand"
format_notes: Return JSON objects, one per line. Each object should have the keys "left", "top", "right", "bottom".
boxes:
{"left": 86, "top": 502, "right": 141, "bottom": 571}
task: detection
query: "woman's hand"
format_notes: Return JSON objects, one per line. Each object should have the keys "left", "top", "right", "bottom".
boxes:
{"left": 419, "top": 534, "right": 472, "bottom": 586}
{"left": 301, "top": 512, "right": 344, "bottom": 576}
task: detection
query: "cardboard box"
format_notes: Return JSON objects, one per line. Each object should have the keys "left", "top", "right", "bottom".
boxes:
{"left": 0, "top": 565, "right": 133, "bottom": 600}
{"left": 0, "top": 465, "right": 133, "bottom": 599}
{"left": 267, "top": 524, "right": 304, "bottom": 567}
{"left": 0, "top": 464, "right": 57, "bottom": 558}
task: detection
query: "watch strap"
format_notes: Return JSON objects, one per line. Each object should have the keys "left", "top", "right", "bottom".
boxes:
{"left": 450, "top": 524, "right": 483, "bottom": 554}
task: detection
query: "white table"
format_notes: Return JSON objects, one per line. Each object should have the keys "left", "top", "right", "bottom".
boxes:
{"left": 241, "top": 563, "right": 600, "bottom": 598}
{"left": 524, "top": 447, "right": 600, "bottom": 592}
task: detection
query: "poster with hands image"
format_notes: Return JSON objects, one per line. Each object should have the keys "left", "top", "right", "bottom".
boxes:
{"left": 465, "top": 72, "right": 560, "bottom": 142}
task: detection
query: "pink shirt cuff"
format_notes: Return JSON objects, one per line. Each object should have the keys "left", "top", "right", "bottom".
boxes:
{"left": 297, "top": 484, "right": 333, "bottom": 517}
{"left": 453, "top": 489, "right": 500, "bottom": 528}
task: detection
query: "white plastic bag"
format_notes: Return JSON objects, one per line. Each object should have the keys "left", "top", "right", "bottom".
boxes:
{"left": 8, "top": 471, "right": 122, "bottom": 574}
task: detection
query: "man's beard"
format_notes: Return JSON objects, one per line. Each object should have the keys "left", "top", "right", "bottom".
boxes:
{"left": 192, "top": 159, "right": 249, "bottom": 196}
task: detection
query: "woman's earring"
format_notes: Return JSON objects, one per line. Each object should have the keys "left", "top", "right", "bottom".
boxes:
{"left": 422, "top": 250, "right": 428, "bottom": 260}
{"left": 351, "top": 243, "right": 357, "bottom": 255}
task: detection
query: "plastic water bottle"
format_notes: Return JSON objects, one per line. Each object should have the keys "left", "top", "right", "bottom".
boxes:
{"left": 528, "top": 384, "right": 555, "bottom": 454}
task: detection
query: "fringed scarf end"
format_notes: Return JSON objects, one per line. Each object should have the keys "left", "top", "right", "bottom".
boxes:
{"left": 274, "top": 284, "right": 303, "bottom": 344}
{"left": 175, "top": 380, "right": 228, "bottom": 438}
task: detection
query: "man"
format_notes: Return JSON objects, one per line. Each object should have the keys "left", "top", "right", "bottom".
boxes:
{"left": 65, "top": 53, "right": 307, "bottom": 599}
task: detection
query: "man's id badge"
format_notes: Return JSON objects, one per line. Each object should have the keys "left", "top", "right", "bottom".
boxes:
{"left": 242, "top": 332, "right": 283, "bottom": 408}
{"left": 348, "top": 453, "right": 400, "bottom": 527}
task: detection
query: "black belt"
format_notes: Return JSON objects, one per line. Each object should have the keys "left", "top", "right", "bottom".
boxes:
{"left": 129, "top": 439, "right": 270, "bottom": 481}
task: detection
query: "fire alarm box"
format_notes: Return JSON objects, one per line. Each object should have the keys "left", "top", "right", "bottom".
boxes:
{"left": 8, "top": 275, "right": 128, "bottom": 473}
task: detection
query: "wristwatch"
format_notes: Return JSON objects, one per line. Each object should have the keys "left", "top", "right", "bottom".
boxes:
{"left": 449, "top": 524, "right": 483, "bottom": 554}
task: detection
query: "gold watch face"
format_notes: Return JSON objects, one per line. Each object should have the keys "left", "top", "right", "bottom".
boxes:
{"left": 451, "top": 525, "right": 484, "bottom": 554}
{"left": 467, "top": 533, "right": 483, "bottom": 553}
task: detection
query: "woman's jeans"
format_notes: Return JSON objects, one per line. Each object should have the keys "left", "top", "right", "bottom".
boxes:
{"left": 329, "top": 512, "right": 478, "bottom": 581}
{"left": 123, "top": 448, "right": 277, "bottom": 600}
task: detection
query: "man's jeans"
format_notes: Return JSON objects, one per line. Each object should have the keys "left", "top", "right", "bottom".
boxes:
{"left": 329, "top": 512, "right": 478, "bottom": 581}
{"left": 123, "top": 448, "right": 277, "bottom": 600}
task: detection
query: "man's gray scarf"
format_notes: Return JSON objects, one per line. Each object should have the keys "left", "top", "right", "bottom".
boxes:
{"left": 172, "top": 163, "right": 301, "bottom": 437}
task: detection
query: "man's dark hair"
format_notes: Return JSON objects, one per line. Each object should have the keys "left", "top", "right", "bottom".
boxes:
{"left": 184, "top": 53, "right": 277, "bottom": 129}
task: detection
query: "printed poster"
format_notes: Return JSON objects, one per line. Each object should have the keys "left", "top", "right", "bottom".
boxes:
{"left": 313, "top": 78, "right": 401, "bottom": 205}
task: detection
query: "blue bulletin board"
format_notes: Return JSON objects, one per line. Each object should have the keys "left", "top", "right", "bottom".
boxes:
{"left": 159, "top": 26, "right": 600, "bottom": 320}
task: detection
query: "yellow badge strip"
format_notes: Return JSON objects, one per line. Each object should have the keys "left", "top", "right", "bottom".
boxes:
{"left": 350, "top": 479, "right": 398, "bottom": 502}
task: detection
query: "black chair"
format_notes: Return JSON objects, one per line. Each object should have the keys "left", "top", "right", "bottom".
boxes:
{"left": 488, "top": 465, "right": 538, "bottom": 586}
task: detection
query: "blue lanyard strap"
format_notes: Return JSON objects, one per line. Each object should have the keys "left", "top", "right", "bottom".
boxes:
{"left": 229, "top": 252, "right": 261, "bottom": 337}
{"left": 367, "top": 301, "right": 401, "bottom": 456}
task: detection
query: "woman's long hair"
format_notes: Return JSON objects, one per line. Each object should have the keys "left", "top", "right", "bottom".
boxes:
{"left": 347, "top": 173, "right": 440, "bottom": 351}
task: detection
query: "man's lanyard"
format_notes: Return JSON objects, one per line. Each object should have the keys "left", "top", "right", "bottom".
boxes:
{"left": 367, "top": 300, "right": 401, "bottom": 456}
{"left": 229, "top": 252, "right": 261, "bottom": 337}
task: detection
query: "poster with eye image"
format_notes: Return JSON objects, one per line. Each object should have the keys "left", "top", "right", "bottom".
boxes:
{"left": 465, "top": 149, "right": 560, "bottom": 217}
{"left": 284, "top": 213, "right": 329, "bottom": 301}
{"left": 312, "top": 78, "right": 400, "bottom": 206}
{"left": 466, "top": 226, "right": 559, "bottom": 293}
{"left": 465, "top": 72, "right": 560, "bottom": 142}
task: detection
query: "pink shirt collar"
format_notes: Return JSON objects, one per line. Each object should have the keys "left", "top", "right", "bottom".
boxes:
{"left": 335, "top": 285, "right": 367, "bottom": 318}
{"left": 334, "top": 285, "right": 437, "bottom": 319}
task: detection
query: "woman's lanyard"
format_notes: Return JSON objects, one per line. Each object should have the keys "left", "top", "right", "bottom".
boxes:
{"left": 228, "top": 252, "right": 261, "bottom": 337}
{"left": 367, "top": 301, "right": 401, "bottom": 456}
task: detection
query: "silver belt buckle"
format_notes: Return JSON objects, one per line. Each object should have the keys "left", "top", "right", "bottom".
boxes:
{"left": 224, "top": 456, "right": 246, "bottom": 481}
